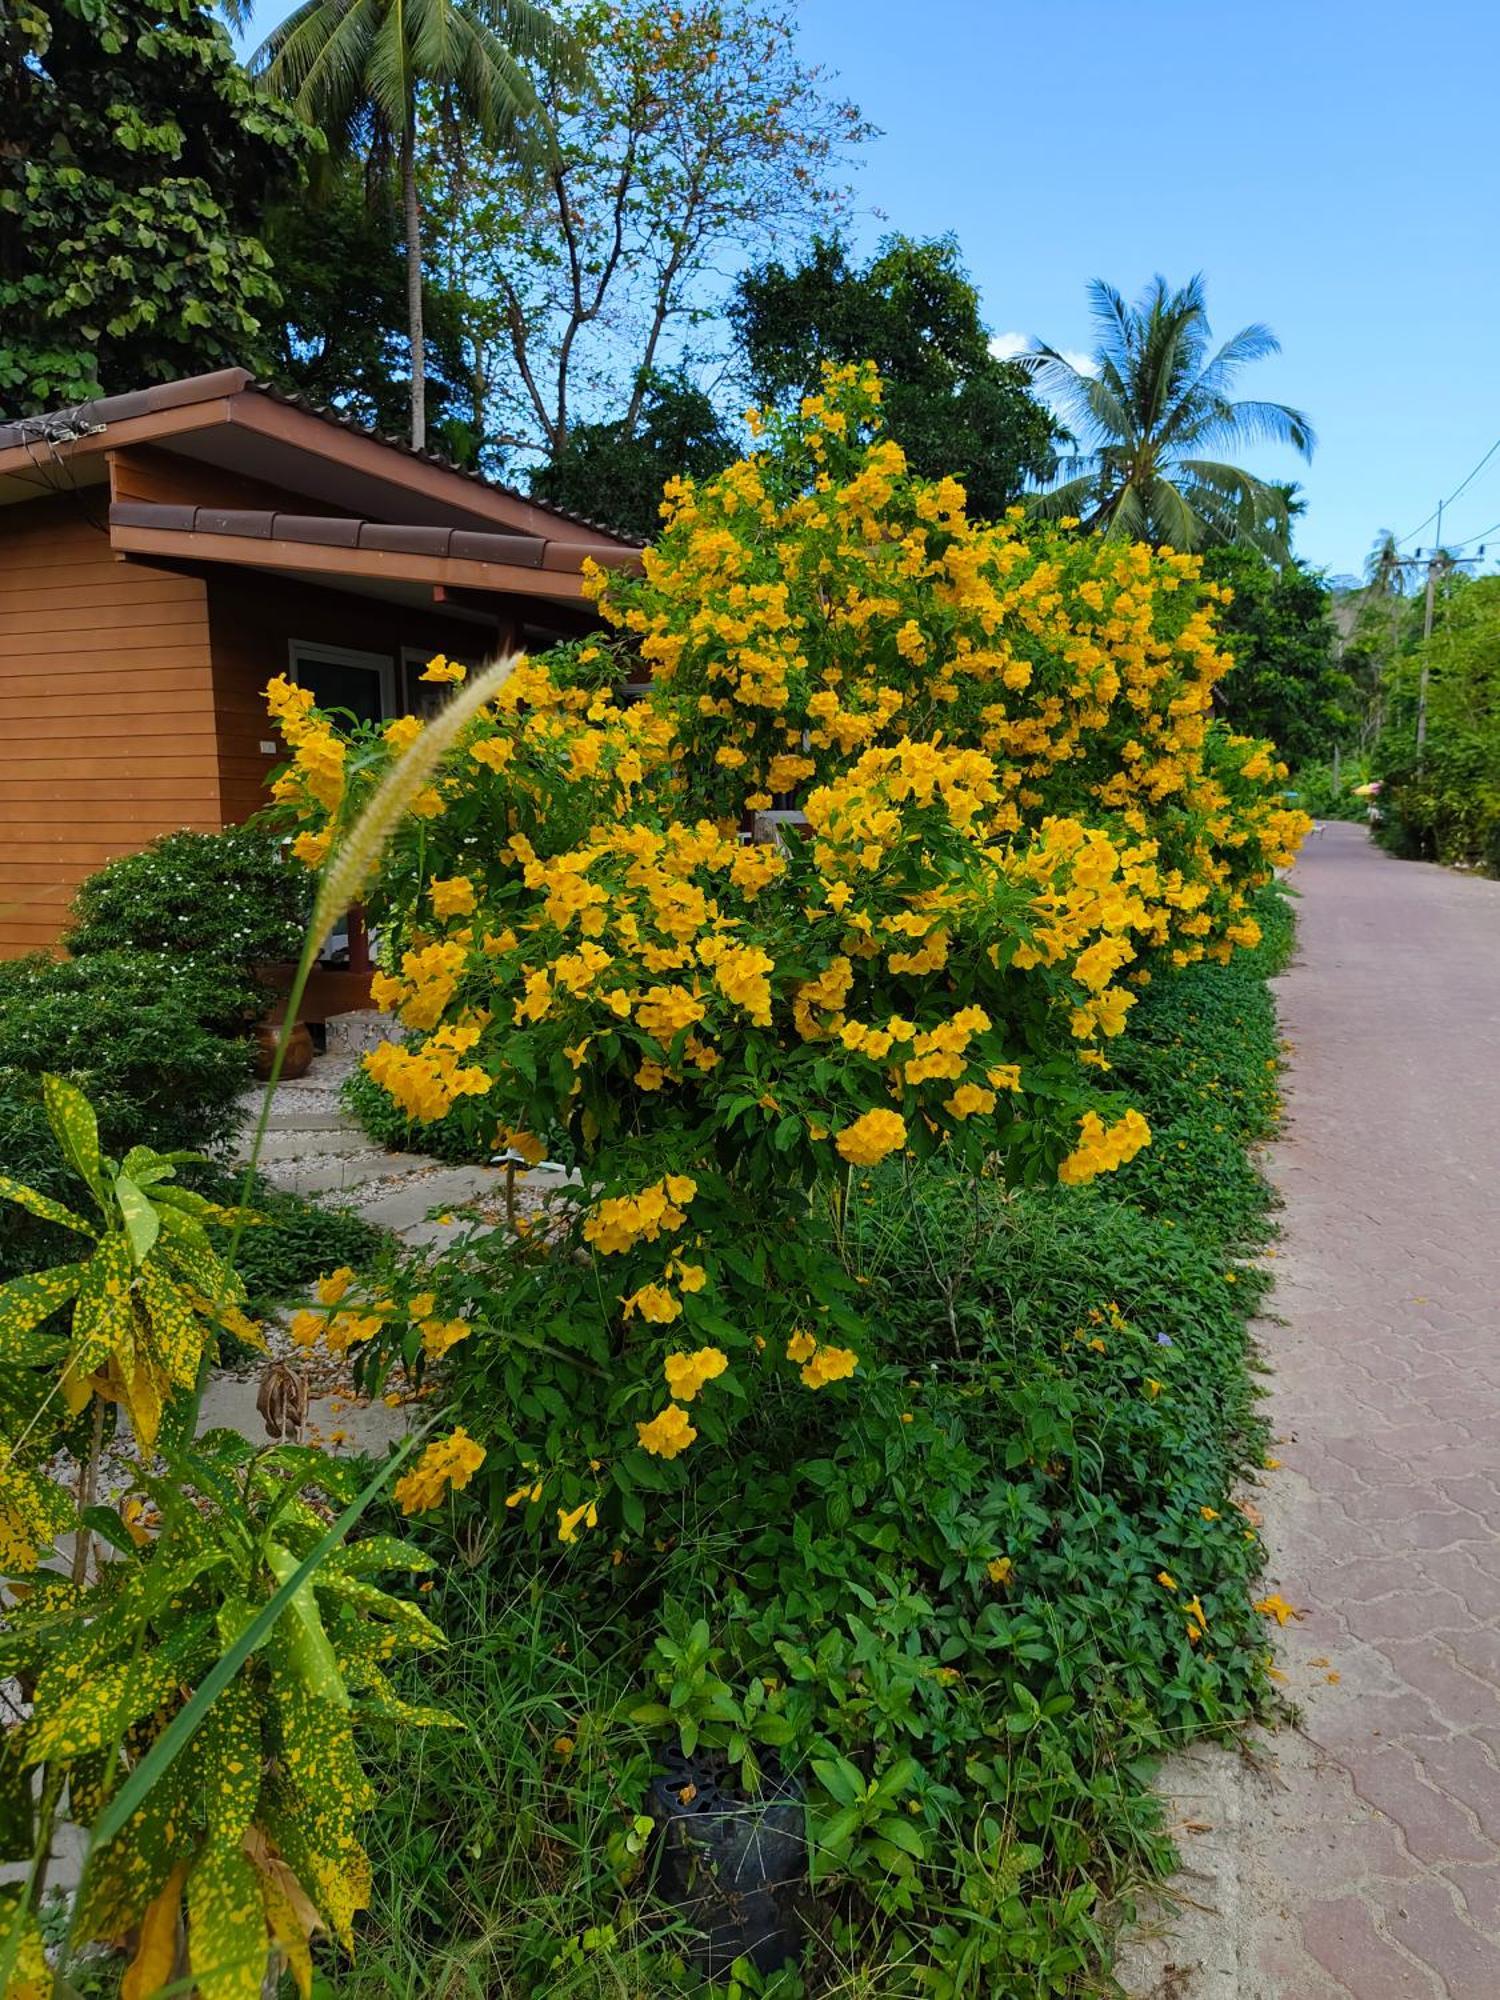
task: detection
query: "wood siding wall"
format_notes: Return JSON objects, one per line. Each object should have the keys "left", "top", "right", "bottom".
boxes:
{"left": 0, "top": 496, "right": 217, "bottom": 957}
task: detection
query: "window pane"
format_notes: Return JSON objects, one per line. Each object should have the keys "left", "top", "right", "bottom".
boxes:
{"left": 297, "top": 657, "right": 387, "bottom": 724}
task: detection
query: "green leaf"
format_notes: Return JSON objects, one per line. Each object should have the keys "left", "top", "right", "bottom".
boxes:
{"left": 0, "top": 1747, "right": 34, "bottom": 1863}
{"left": 0, "top": 1175, "right": 95, "bottom": 1236}
{"left": 43, "top": 1072, "right": 105, "bottom": 1203}
{"left": 188, "top": 1838, "right": 266, "bottom": 1999}
{"left": 120, "top": 1146, "right": 175, "bottom": 1188}
{"left": 266, "top": 1540, "right": 349, "bottom": 1709}
{"left": 113, "top": 1170, "right": 160, "bottom": 1266}
{"left": 0, "top": 1261, "right": 88, "bottom": 1358}
{"left": 81, "top": 1428, "right": 430, "bottom": 1865}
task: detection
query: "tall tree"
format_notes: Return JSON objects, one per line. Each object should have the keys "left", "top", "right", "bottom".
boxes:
{"left": 419, "top": 0, "right": 871, "bottom": 465}
{"left": 734, "top": 234, "right": 1062, "bottom": 519}
{"left": 1201, "top": 545, "right": 1352, "bottom": 763}
{"left": 260, "top": 160, "right": 474, "bottom": 458}
{"left": 528, "top": 370, "right": 736, "bottom": 537}
{"left": 1030, "top": 274, "right": 1315, "bottom": 559}
{"left": 252, "top": 0, "right": 576, "bottom": 452}
{"left": 0, "top": 0, "right": 308, "bottom": 411}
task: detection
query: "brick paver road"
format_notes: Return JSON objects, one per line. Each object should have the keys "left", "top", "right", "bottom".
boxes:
{"left": 1122, "top": 822, "right": 1500, "bottom": 1998}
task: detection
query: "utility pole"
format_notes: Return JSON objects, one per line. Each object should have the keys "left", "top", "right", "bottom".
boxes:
{"left": 1388, "top": 505, "right": 1486, "bottom": 763}
{"left": 1417, "top": 502, "right": 1443, "bottom": 754}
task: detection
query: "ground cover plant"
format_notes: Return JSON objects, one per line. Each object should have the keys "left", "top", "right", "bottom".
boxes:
{"left": 247, "top": 367, "right": 1308, "bottom": 1994}
{"left": 312, "top": 892, "right": 1295, "bottom": 1997}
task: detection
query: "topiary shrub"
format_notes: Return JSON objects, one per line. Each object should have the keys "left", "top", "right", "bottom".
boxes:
{"left": 64, "top": 823, "right": 310, "bottom": 997}
{"left": 0, "top": 952, "right": 259, "bottom": 1281}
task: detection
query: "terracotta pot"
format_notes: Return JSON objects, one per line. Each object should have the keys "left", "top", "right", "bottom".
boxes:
{"left": 253, "top": 1019, "right": 314, "bottom": 1082}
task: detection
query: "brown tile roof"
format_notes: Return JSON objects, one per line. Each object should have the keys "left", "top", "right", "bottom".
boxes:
{"left": 0, "top": 369, "right": 645, "bottom": 547}
{"left": 108, "top": 499, "right": 640, "bottom": 577}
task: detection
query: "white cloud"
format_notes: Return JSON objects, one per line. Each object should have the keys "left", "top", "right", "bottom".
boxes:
{"left": 990, "top": 330, "right": 1033, "bottom": 361}
{"left": 990, "top": 332, "right": 1097, "bottom": 376}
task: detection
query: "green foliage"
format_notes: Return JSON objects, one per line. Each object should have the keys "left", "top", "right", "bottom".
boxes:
{"left": 734, "top": 234, "right": 1063, "bottom": 519}
{"left": 4, "top": 1434, "right": 452, "bottom": 1991}
{"left": 0, "top": 1075, "right": 261, "bottom": 1460}
{"left": 260, "top": 159, "right": 475, "bottom": 461}
{"left": 197, "top": 1171, "right": 387, "bottom": 1319}
{"left": 1375, "top": 573, "right": 1500, "bottom": 871}
{"left": 1200, "top": 545, "right": 1352, "bottom": 763}
{"left": 0, "top": 0, "right": 310, "bottom": 408}
{"left": 337, "top": 890, "right": 1294, "bottom": 1994}
{"left": 64, "top": 825, "right": 310, "bottom": 997}
{"left": 1032, "top": 274, "right": 1314, "bottom": 561}
{"left": 530, "top": 372, "right": 738, "bottom": 539}
{"left": 0, "top": 954, "right": 256, "bottom": 1285}
{"left": 1291, "top": 756, "right": 1372, "bottom": 821}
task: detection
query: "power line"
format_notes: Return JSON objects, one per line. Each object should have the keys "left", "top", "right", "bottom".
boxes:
{"left": 1447, "top": 512, "right": 1500, "bottom": 552}
{"left": 1399, "top": 431, "right": 1500, "bottom": 546}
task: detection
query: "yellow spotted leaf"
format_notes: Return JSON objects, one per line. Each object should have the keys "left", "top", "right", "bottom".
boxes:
{"left": 42, "top": 1072, "right": 105, "bottom": 1201}
{"left": 0, "top": 1175, "right": 94, "bottom": 1237}
{"left": 120, "top": 1859, "right": 187, "bottom": 2000}
{"left": 188, "top": 1839, "right": 267, "bottom": 2000}
{"left": 139, "top": 1260, "right": 206, "bottom": 1391}
{"left": 71, "top": 1233, "right": 136, "bottom": 1375}
{"left": 197, "top": 1680, "right": 262, "bottom": 1846}
{"left": 0, "top": 1885, "right": 49, "bottom": 1999}
{"left": 0, "top": 1262, "right": 87, "bottom": 1360}
{"left": 24, "top": 1652, "right": 180, "bottom": 1766}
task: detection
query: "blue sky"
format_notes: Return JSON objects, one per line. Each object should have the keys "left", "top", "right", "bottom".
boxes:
{"left": 242, "top": 0, "right": 1500, "bottom": 579}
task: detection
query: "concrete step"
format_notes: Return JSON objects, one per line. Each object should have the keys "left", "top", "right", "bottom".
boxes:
{"left": 258, "top": 1150, "right": 423, "bottom": 1198}
{"left": 352, "top": 1164, "right": 503, "bottom": 1232}
{"left": 251, "top": 1124, "right": 376, "bottom": 1163}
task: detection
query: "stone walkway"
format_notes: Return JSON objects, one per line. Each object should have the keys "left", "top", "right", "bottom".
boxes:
{"left": 202, "top": 1040, "right": 566, "bottom": 1453}
{"left": 1121, "top": 822, "right": 1500, "bottom": 1998}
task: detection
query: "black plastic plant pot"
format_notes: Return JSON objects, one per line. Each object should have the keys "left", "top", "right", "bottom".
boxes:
{"left": 646, "top": 1746, "right": 806, "bottom": 1976}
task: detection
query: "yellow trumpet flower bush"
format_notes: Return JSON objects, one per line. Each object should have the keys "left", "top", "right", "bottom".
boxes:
{"left": 268, "top": 362, "right": 1305, "bottom": 1536}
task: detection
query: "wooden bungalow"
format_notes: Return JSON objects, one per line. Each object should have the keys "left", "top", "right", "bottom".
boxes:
{"left": 0, "top": 369, "right": 642, "bottom": 1006}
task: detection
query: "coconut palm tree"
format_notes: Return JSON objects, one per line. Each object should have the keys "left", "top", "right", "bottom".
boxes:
{"left": 1028, "top": 274, "right": 1315, "bottom": 559}
{"left": 252, "top": 0, "right": 577, "bottom": 451}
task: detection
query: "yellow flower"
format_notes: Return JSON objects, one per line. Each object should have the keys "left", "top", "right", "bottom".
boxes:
{"left": 800, "top": 1344, "right": 858, "bottom": 1389}
{"left": 1157, "top": 1571, "right": 1177, "bottom": 1591}
{"left": 430, "top": 875, "right": 476, "bottom": 919}
{"left": 316, "top": 1266, "right": 356, "bottom": 1307}
{"left": 637, "top": 1403, "right": 698, "bottom": 1459}
{"left": 505, "top": 1479, "right": 543, "bottom": 1508}
{"left": 1254, "top": 1593, "right": 1300, "bottom": 1626}
{"left": 407, "top": 1292, "right": 437, "bottom": 1321}
{"left": 622, "top": 1282, "right": 681, "bottom": 1324}
{"left": 289, "top": 1309, "right": 324, "bottom": 1348}
{"left": 420, "top": 1317, "right": 471, "bottom": 1359}
{"left": 557, "top": 1499, "right": 599, "bottom": 1544}
{"left": 663, "top": 1347, "right": 728, "bottom": 1402}
{"left": 786, "top": 1329, "right": 817, "bottom": 1363}
{"left": 290, "top": 828, "right": 331, "bottom": 868}
{"left": 394, "top": 1428, "right": 486, "bottom": 1514}
{"left": 421, "top": 655, "right": 467, "bottom": 683}
{"left": 834, "top": 1108, "right": 907, "bottom": 1167}
{"left": 986, "top": 1556, "right": 1013, "bottom": 1586}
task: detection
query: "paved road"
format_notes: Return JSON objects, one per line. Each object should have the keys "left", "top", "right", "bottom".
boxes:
{"left": 1121, "top": 822, "right": 1500, "bottom": 1998}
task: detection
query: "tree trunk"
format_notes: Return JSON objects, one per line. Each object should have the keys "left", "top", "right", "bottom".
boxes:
{"left": 400, "top": 120, "right": 426, "bottom": 453}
